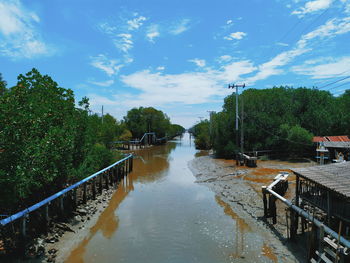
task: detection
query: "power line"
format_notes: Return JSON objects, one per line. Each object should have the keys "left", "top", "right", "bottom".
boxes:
{"left": 244, "top": 112, "right": 314, "bottom": 146}
{"left": 318, "top": 76, "right": 350, "bottom": 90}
{"left": 325, "top": 81, "right": 350, "bottom": 92}
{"left": 313, "top": 69, "right": 350, "bottom": 87}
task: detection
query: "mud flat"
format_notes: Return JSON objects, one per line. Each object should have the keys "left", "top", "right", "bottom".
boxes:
{"left": 189, "top": 155, "right": 316, "bottom": 263}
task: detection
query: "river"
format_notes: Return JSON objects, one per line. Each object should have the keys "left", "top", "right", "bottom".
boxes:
{"left": 66, "top": 133, "right": 277, "bottom": 263}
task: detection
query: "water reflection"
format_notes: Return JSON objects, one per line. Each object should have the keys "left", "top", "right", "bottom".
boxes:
{"left": 66, "top": 177, "right": 133, "bottom": 262}
{"left": 215, "top": 196, "right": 251, "bottom": 259}
{"left": 66, "top": 134, "right": 280, "bottom": 263}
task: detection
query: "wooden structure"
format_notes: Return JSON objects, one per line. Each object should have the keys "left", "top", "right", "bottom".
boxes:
{"left": 237, "top": 152, "right": 257, "bottom": 167}
{"left": 0, "top": 154, "right": 133, "bottom": 257}
{"left": 114, "top": 132, "right": 176, "bottom": 150}
{"left": 313, "top": 136, "right": 350, "bottom": 164}
{"left": 292, "top": 162, "right": 350, "bottom": 262}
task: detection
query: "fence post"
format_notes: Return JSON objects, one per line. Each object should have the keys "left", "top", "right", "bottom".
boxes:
{"left": 262, "top": 186, "right": 268, "bottom": 218}
{"left": 19, "top": 216, "right": 27, "bottom": 256}
{"left": 59, "top": 195, "right": 65, "bottom": 218}
{"left": 130, "top": 155, "right": 133, "bottom": 172}
{"left": 83, "top": 184, "right": 87, "bottom": 204}
{"left": 99, "top": 174, "right": 103, "bottom": 194}
{"left": 92, "top": 179, "right": 96, "bottom": 199}
{"left": 105, "top": 172, "right": 109, "bottom": 190}
{"left": 44, "top": 204, "right": 50, "bottom": 233}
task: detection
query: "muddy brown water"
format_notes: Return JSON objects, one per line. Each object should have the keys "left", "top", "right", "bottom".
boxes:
{"left": 66, "top": 133, "right": 278, "bottom": 263}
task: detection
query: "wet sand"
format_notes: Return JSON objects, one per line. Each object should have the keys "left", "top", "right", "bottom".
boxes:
{"left": 189, "top": 155, "right": 316, "bottom": 262}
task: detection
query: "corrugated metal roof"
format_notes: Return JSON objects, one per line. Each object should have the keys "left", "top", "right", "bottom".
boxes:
{"left": 292, "top": 162, "right": 350, "bottom": 198}
{"left": 326, "top": 136, "right": 350, "bottom": 142}
{"left": 312, "top": 135, "right": 350, "bottom": 143}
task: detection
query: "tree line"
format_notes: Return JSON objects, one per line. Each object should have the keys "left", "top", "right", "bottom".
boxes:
{"left": 0, "top": 69, "right": 184, "bottom": 212}
{"left": 191, "top": 86, "right": 350, "bottom": 158}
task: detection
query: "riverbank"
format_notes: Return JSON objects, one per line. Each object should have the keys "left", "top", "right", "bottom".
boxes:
{"left": 189, "top": 155, "right": 316, "bottom": 262}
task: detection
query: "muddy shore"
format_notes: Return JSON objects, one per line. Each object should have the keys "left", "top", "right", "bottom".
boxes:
{"left": 188, "top": 155, "right": 315, "bottom": 263}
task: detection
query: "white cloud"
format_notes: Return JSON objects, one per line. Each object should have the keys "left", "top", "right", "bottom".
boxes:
{"left": 90, "top": 54, "right": 123, "bottom": 76}
{"left": 224, "top": 31, "right": 247, "bottom": 40}
{"left": 217, "top": 55, "right": 233, "bottom": 63}
{"left": 118, "top": 60, "right": 255, "bottom": 107}
{"left": 156, "top": 66, "right": 165, "bottom": 71}
{"left": 276, "top": 42, "right": 289, "bottom": 46}
{"left": 127, "top": 16, "right": 147, "bottom": 30}
{"left": 292, "top": 56, "right": 350, "bottom": 79}
{"left": 292, "top": 0, "right": 333, "bottom": 17}
{"left": 0, "top": 0, "right": 52, "bottom": 59}
{"left": 88, "top": 79, "right": 115, "bottom": 87}
{"left": 146, "top": 24, "right": 160, "bottom": 42}
{"left": 170, "top": 19, "right": 191, "bottom": 35}
{"left": 245, "top": 16, "right": 350, "bottom": 84}
{"left": 99, "top": 13, "right": 147, "bottom": 54}
{"left": 115, "top": 33, "right": 133, "bottom": 53}
{"left": 188, "top": 58, "right": 206, "bottom": 67}
{"left": 226, "top": 20, "right": 233, "bottom": 25}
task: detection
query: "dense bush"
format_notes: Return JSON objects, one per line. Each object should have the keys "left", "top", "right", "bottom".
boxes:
{"left": 192, "top": 86, "right": 350, "bottom": 158}
{"left": 124, "top": 106, "right": 185, "bottom": 139}
{"left": 0, "top": 69, "right": 120, "bottom": 211}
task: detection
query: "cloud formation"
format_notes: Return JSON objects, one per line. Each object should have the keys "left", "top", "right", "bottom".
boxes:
{"left": 0, "top": 0, "right": 52, "bottom": 59}
{"left": 292, "top": 0, "right": 333, "bottom": 17}
{"left": 188, "top": 58, "right": 206, "bottom": 67}
{"left": 170, "top": 19, "right": 191, "bottom": 35}
{"left": 224, "top": 31, "right": 247, "bottom": 40}
{"left": 90, "top": 54, "right": 123, "bottom": 76}
{"left": 292, "top": 56, "right": 350, "bottom": 79}
{"left": 146, "top": 24, "right": 160, "bottom": 42}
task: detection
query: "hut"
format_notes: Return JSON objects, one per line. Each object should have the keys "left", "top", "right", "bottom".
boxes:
{"left": 292, "top": 162, "right": 350, "bottom": 262}
{"left": 313, "top": 136, "right": 350, "bottom": 164}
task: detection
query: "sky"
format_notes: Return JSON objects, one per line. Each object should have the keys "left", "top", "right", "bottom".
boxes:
{"left": 0, "top": 0, "right": 350, "bottom": 128}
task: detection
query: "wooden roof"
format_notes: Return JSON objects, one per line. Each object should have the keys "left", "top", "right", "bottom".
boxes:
{"left": 292, "top": 162, "right": 350, "bottom": 199}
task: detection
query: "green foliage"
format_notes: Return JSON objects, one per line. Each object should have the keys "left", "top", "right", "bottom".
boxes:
{"left": 0, "top": 73, "right": 7, "bottom": 96}
{"left": 0, "top": 69, "right": 122, "bottom": 211}
{"left": 124, "top": 106, "right": 184, "bottom": 139}
{"left": 192, "top": 86, "right": 349, "bottom": 159}
{"left": 191, "top": 120, "right": 211, "bottom": 150}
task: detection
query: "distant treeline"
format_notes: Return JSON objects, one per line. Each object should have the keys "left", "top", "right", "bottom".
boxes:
{"left": 191, "top": 86, "right": 350, "bottom": 158}
{"left": 0, "top": 69, "right": 184, "bottom": 212}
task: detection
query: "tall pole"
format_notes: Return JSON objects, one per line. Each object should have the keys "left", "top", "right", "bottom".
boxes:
{"left": 241, "top": 95, "right": 244, "bottom": 155}
{"left": 207, "top": 111, "right": 216, "bottom": 145}
{"left": 228, "top": 83, "right": 245, "bottom": 164}
{"left": 101, "top": 105, "right": 104, "bottom": 124}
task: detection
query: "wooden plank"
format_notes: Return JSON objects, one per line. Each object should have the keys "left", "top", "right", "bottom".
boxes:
{"left": 315, "top": 251, "right": 333, "bottom": 263}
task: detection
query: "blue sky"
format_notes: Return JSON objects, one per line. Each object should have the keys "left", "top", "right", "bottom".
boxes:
{"left": 0, "top": 0, "right": 350, "bottom": 128}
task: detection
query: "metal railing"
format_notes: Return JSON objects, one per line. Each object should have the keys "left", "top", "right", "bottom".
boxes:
{"left": 0, "top": 153, "right": 133, "bottom": 227}
{"left": 263, "top": 173, "right": 350, "bottom": 253}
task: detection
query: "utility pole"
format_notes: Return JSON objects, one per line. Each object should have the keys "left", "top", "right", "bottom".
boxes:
{"left": 207, "top": 111, "right": 216, "bottom": 145}
{"left": 241, "top": 95, "right": 244, "bottom": 155}
{"left": 101, "top": 105, "right": 104, "bottom": 124}
{"left": 228, "top": 83, "right": 245, "bottom": 164}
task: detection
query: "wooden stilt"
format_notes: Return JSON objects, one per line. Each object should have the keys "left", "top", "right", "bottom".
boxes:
{"left": 99, "top": 174, "right": 103, "bottom": 194}
{"left": 83, "top": 184, "right": 87, "bottom": 203}
{"left": 92, "top": 179, "right": 96, "bottom": 199}
{"left": 19, "top": 216, "right": 27, "bottom": 256}
{"left": 262, "top": 186, "right": 268, "bottom": 218}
